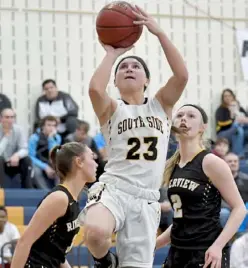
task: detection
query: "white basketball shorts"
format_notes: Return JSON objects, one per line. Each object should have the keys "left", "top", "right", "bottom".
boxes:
{"left": 78, "top": 180, "right": 161, "bottom": 268}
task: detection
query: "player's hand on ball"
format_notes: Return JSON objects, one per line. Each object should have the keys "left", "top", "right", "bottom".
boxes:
{"left": 99, "top": 39, "right": 134, "bottom": 58}
{"left": 132, "top": 5, "right": 163, "bottom": 36}
{"left": 203, "top": 244, "right": 222, "bottom": 268}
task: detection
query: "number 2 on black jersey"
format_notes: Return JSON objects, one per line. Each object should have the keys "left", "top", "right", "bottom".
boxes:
{"left": 126, "top": 137, "right": 158, "bottom": 161}
{"left": 171, "top": 194, "right": 183, "bottom": 218}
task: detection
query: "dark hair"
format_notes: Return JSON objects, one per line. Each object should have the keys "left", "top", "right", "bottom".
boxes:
{"left": 40, "top": 115, "right": 58, "bottom": 128}
{"left": 0, "top": 108, "right": 15, "bottom": 117}
{"left": 50, "top": 142, "right": 87, "bottom": 182}
{"left": 0, "top": 206, "right": 7, "bottom": 215}
{"left": 221, "top": 88, "right": 236, "bottom": 106}
{"left": 215, "top": 137, "right": 229, "bottom": 146}
{"left": 114, "top": 56, "right": 150, "bottom": 91}
{"left": 171, "top": 104, "right": 208, "bottom": 134}
{"left": 42, "top": 79, "right": 57, "bottom": 89}
{"left": 76, "top": 120, "right": 90, "bottom": 133}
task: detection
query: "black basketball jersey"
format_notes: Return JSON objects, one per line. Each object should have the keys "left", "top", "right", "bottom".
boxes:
{"left": 167, "top": 150, "right": 223, "bottom": 250}
{"left": 26, "top": 185, "right": 80, "bottom": 268}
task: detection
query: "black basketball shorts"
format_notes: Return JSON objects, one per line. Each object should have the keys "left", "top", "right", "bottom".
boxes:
{"left": 162, "top": 246, "right": 230, "bottom": 268}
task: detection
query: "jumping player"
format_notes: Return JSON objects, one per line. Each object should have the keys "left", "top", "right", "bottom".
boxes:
{"left": 11, "top": 142, "right": 98, "bottom": 268}
{"left": 78, "top": 4, "right": 188, "bottom": 268}
{"left": 156, "top": 105, "right": 246, "bottom": 268}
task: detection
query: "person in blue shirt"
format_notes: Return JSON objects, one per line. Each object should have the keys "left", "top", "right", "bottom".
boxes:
{"left": 29, "top": 116, "right": 62, "bottom": 189}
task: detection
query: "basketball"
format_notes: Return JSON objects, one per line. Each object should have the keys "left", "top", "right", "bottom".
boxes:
{"left": 96, "top": 1, "right": 143, "bottom": 48}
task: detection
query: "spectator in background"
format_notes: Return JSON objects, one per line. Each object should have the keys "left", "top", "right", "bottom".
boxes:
{"left": 0, "top": 206, "right": 20, "bottom": 268}
{"left": 29, "top": 116, "right": 61, "bottom": 189}
{"left": 35, "top": 79, "right": 78, "bottom": 141}
{"left": 0, "top": 93, "right": 12, "bottom": 114}
{"left": 230, "top": 232, "right": 248, "bottom": 268}
{"left": 211, "top": 137, "right": 229, "bottom": 159}
{"left": 215, "top": 88, "right": 248, "bottom": 157}
{"left": 0, "top": 109, "right": 32, "bottom": 188}
{"left": 222, "top": 152, "right": 248, "bottom": 230}
{"left": 65, "top": 120, "right": 105, "bottom": 181}
{"left": 93, "top": 132, "right": 108, "bottom": 162}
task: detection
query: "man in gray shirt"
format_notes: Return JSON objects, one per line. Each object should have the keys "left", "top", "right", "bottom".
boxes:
{"left": 0, "top": 108, "right": 32, "bottom": 188}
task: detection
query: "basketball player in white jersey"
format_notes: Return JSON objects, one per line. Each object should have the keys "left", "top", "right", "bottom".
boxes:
{"left": 79, "top": 5, "right": 188, "bottom": 268}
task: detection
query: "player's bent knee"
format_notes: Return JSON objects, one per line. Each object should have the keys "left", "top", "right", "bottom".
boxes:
{"left": 84, "top": 203, "right": 115, "bottom": 246}
{"left": 84, "top": 225, "right": 107, "bottom": 246}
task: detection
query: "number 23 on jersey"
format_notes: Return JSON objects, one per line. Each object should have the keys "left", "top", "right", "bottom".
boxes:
{"left": 126, "top": 137, "right": 158, "bottom": 161}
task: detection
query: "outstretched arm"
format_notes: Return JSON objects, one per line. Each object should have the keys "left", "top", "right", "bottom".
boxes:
{"left": 133, "top": 6, "right": 188, "bottom": 118}
{"left": 202, "top": 154, "right": 247, "bottom": 268}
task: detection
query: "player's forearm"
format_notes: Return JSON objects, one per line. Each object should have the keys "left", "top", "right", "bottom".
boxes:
{"left": 89, "top": 53, "right": 118, "bottom": 94}
{"left": 156, "top": 225, "right": 172, "bottom": 249}
{"left": 213, "top": 206, "right": 247, "bottom": 249}
{"left": 157, "top": 32, "right": 188, "bottom": 81}
{"left": 11, "top": 240, "right": 31, "bottom": 268}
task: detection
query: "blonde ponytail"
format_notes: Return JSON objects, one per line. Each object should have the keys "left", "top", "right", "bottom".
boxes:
{"left": 162, "top": 150, "right": 180, "bottom": 186}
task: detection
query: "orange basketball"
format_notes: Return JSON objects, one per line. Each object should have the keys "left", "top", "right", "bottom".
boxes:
{"left": 96, "top": 1, "right": 143, "bottom": 48}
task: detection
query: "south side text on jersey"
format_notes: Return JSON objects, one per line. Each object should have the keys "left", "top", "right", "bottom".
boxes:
{"left": 118, "top": 115, "right": 164, "bottom": 135}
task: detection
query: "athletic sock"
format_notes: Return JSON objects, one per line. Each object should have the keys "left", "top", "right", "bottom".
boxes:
{"left": 93, "top": 251, "right": 118, "bottom": 268}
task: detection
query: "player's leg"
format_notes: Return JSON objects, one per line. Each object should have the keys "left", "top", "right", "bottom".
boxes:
{"left": 117, "top": 198, "right": 161, "bottom": 268}
{"left": 80, "top": 182, "right": 125, "bottom": 267}
{"left": 84, "top": 203, "right": 115, "bottom": 258}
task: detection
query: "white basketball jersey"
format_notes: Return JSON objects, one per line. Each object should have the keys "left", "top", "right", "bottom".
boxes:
{"left": 100, "top": 97, "right": 171, "bottom": 190}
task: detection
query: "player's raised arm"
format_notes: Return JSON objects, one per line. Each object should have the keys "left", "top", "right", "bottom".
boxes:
{"left": 133, "top": 6, "right": 188, "bottom": 118}
{"left": 89, "top": 44, "right": 133, "bottom": 126}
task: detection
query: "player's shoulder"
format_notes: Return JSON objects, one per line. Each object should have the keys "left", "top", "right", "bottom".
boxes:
{"left": 202, "top": 152, "right": 228, "bottom": 177}
{"left": 202, "top": 152, "right": 225, "bottom": 166}
{"left": 44, "top": 189, "right": 69, "bottom": 207}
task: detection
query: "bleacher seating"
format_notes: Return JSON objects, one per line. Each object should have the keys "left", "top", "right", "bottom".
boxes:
{"left": 0, "top": 188, "right": 169, "bottom": 267}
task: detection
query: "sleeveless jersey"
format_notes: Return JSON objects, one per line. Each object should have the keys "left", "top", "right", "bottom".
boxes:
{"left": 26, "top": 185, "right": 80, "bottom": 268}
{"left": 101, "top": 97, "right": 171, "bottom": 190}
{"left": 167, "top": 150, "right": 223, "bottom": 250}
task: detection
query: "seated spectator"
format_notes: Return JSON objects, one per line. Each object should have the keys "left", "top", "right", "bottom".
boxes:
{"left": 159, "top": 186, "right": 173, "bottom": 232}
{"left": 0, "top": 109, "right": 32, "bottom": 188}
{"left": 35, "top": 79, "right": 78, "bottom": 141}
{"left": 215, "top": 88, "right": 248, "bottom": 157}
{"left": 230, "top": 232, "right": 248, "bottom": 268}
{"left": 29, "top": 116, "right": 61, "bottom": 189}
{"left": 94, "top": 132, "right": 108, "bottom": 162}
{"left": 211, "top": 137, "right": 229, "bottom": 159}
{"left": 65, "top": 120, "right": 105, "bottom": 181}
{"left": 0, "top": 206, "right": 20, "bottom": 268}
{"left": 222, "top": 152, "right": 248, "bottom": 230}
{"left": 0, "top": 93, "right": 12, "bottom": 114}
